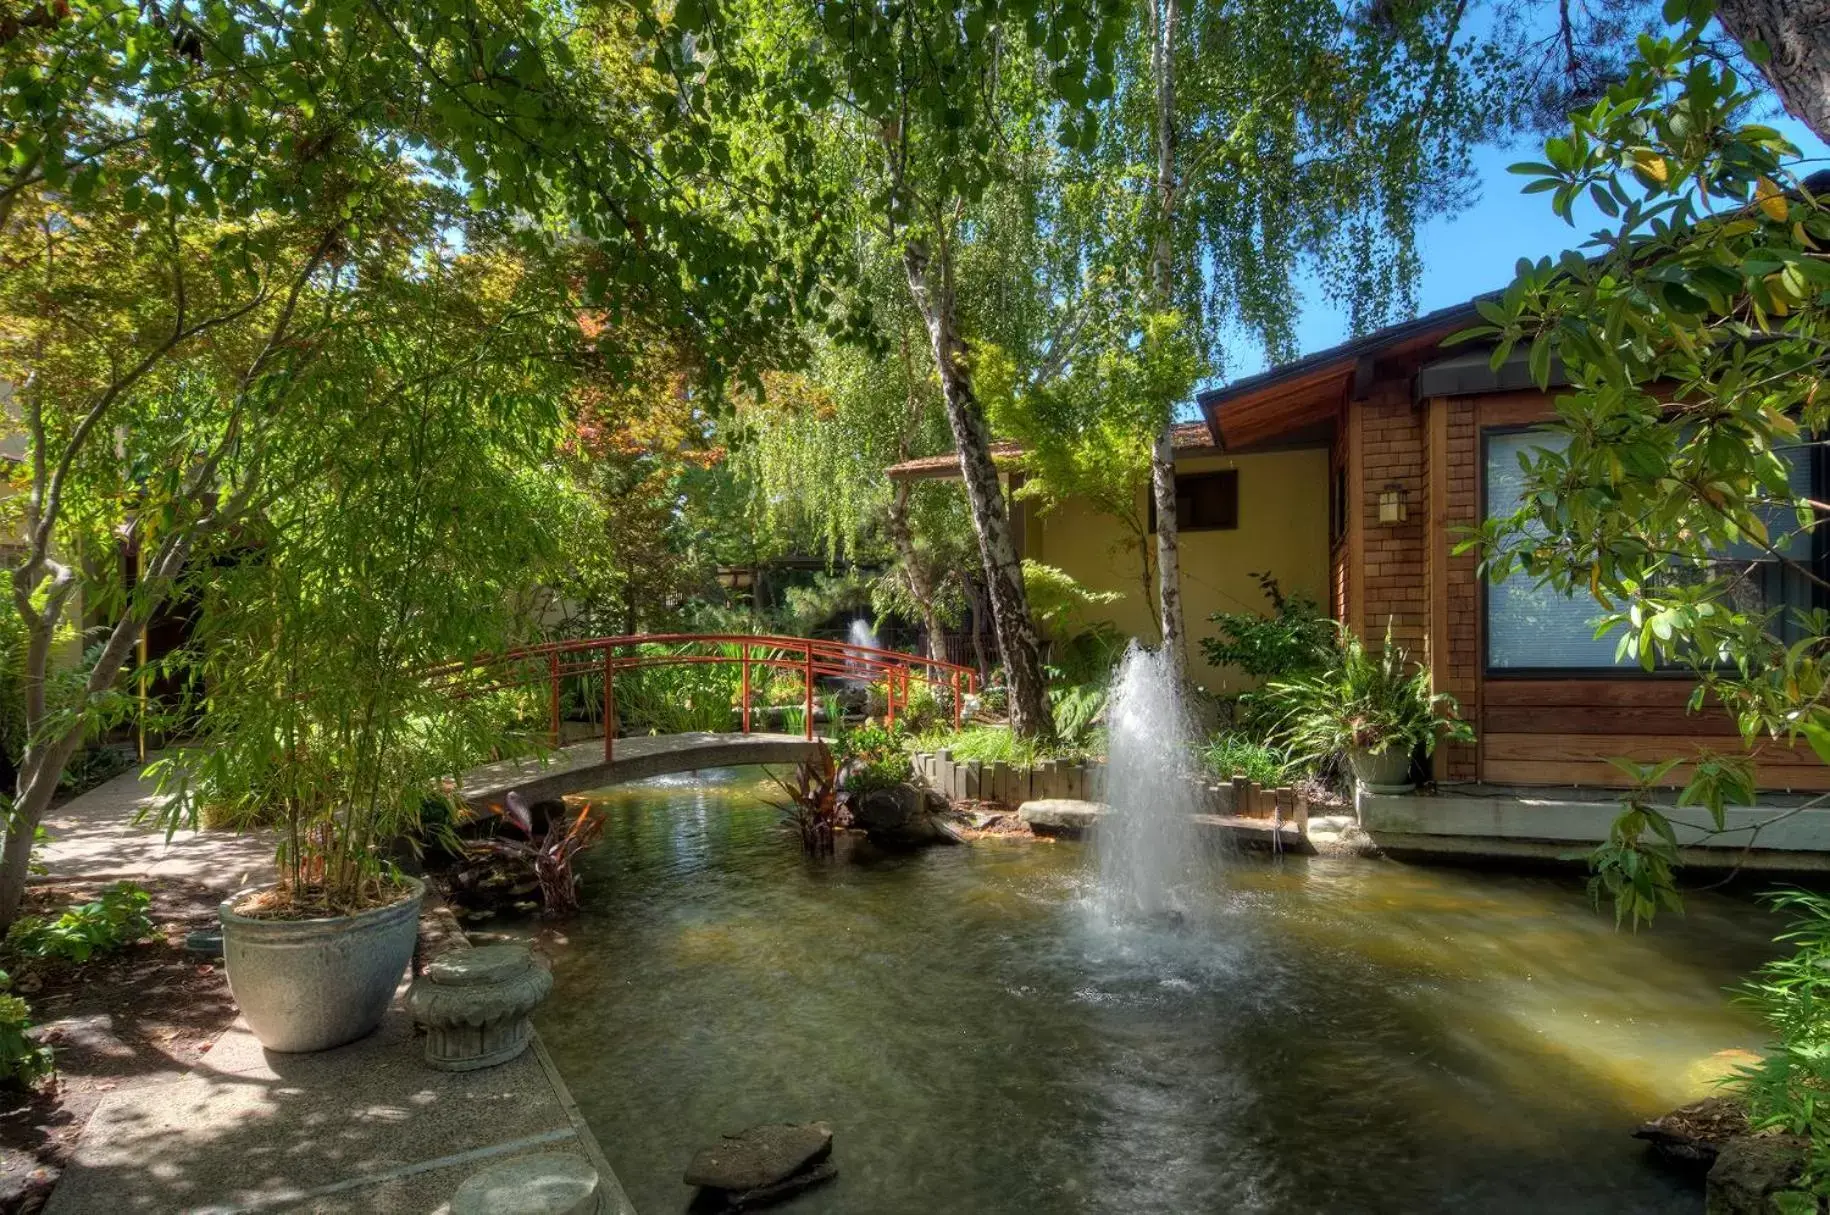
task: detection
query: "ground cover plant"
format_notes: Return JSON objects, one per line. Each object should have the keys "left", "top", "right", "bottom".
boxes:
{"left": 7, "top": 882, "right": 154, "bottom": 964}
{"left": 1199, "top": 735, "right": 1291, "bottom": 787}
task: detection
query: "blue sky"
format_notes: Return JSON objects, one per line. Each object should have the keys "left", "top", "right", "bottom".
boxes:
{"left": 1216, "top": 116, "right": 1830, "bottom": 382}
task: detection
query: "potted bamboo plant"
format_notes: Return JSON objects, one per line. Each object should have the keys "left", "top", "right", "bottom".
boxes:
{"left": 149, "top": 352, "right": 560, "bottom": 1052}
{"left": 1268, "top": 622, "right": 1473, "bottom": 794}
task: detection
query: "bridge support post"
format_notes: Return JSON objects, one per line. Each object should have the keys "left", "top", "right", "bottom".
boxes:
{"left": 886, "top": 668, "right": 897, "bottom": 730}
{"left": 548, "top": 652, "right": 560, "bottom": 749}
{"left": 802, "top": 645, "right": 814, "bottom": 741}
{"left": 952, "top": 669, "right": 962, "bottom": 730}
{"left": 602, "top": 648, "right": 615, "bottom": 764}
{"left": 740, "top": 644, "right": 751, "bottom": 735}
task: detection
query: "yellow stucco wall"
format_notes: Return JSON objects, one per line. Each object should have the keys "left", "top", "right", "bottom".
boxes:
{"left": 1027, "top": 446, "right": 1331, "bottom": 693}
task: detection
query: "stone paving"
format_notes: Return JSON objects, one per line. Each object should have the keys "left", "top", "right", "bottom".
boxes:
{"left": 37, "top": 764, "right": 273, "bottom": 895}
{"left": 38, "top": 767, "right": 633, "bottom": 1214}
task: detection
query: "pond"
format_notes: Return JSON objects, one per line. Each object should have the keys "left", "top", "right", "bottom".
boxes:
{"left": 523, "top": 768, "right": 1778, "bottom": 1214}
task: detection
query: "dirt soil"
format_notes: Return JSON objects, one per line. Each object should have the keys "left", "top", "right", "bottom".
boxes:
{"left": 0, "top": 878, "right": 236, "bottom": 1214}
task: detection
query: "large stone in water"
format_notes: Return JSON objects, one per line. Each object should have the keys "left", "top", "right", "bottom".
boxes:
{"left": 1706, "top": 1133, "right": 1809, "bottom": 1214}
{"left": 684, "top": 1122, "right": 833, "bottom": 1192}
{"left": 1634, "top": 1096, "right": 1749, "bottom": 1170}
{"left": 1018, "top": 798, "right": 1107, "bottom": 838}
{"left": 851, "top": 784, "right": 946, "bottom": 845}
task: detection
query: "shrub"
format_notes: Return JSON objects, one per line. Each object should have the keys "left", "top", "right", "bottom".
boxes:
{"left": 833, "top": 720, "right": 913, "bottom": 790}
{"left": 1267, "top": 622, "right": 1472, "bottom": 767}
{"left": 1200, "top": 734, "right": 1289, "bottom": 786}
{"left": 1200, "top": 572, "right": 1335, "bottom": 682}
{"left": 1049, "top": 683, "right": 1106, "bottom": 748}
{"left": 8, "top": 882, "right": 156, "bottom": 963}
{"left": 1729, "top": 888, "right": 1830, "bottom": 1199}
{"left": 0, "top": 973, "right": 52, "bottom": 1089}
{"left": 613, "top": 645, "right": 739, "bottom": 734}
{"left": 911, "top": 723, "right": 1097, "bottom": 766}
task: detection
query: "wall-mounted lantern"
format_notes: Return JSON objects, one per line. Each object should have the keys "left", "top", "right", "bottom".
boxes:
{"left": 1377, "top": 483, "right": 1408, "bottom": 525}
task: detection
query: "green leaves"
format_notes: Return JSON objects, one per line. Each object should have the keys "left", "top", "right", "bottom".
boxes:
{"left": 1472, "top": 15, "right": 1830, "bottom": 933}
{"left": 7, "top": 882, "right": 154, "bottom": 964}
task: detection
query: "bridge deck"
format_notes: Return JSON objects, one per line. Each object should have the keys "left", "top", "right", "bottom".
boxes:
{"left": 459, "top": 731, "right": 824, "bottom": 808}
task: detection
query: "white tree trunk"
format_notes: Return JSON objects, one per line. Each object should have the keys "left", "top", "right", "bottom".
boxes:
{"left": 902, "top": 238, "right": 1054, "bottom": 740}
{"left": 1149, "top": 0, "right": 1187, "bottom": 682}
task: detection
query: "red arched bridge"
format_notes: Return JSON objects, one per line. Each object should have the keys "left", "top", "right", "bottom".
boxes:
{"left": 434, "top": 634, "right": 978, "bottom": 807}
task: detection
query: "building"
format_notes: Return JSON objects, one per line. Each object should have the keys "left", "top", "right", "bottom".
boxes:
{"left": 893, "top": 300, "right": 1829, "bottom": 794}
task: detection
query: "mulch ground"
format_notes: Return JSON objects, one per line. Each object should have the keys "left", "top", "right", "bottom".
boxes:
{"left": 0, "top": 878, "right": 237, "bottom": 1214}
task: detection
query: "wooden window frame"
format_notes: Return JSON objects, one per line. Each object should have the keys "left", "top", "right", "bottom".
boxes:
{"left": 1148, "top": 468, "right": 1239, "bottom": 534}
{"left": 1480, "top": 424, "right": 1829, "bottom": 679}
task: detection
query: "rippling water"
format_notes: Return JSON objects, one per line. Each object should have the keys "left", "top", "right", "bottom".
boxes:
{"left": 522, "top": 768, "right": 1778, "bottom": 1214}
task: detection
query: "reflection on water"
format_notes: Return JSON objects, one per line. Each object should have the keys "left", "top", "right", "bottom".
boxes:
{"left": 524, "top": 768, "right": 1777, "bottom": 1214}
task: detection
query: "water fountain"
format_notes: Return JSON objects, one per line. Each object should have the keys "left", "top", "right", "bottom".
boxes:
{"left": 1096, "top": 643, "right": 1209, "bottom": 922}
{"left": 846, "top": 617, "right": 879, "bottom": 656}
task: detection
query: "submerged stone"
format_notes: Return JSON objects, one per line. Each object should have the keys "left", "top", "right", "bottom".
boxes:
{"left": 452, "top": 1152, "right": 601, "bottom": 1215}
{"left": 684, "top": 1122, "right": 833, "bottom": 1192}
{"left": 1017, "top": 798, "right": 1106, "bottom": 838}
{"left": 1707, "top": 1133, "right": 1809, "bottom": 1214}
{"left": 691, "top": 1159, "right": 839, "bottom": 1211}
{"left": 851, "top": 784, "right": 946, "bottom": 845}
{"left": 1635, "top": 1096, "right": 1749, "bottom": 1170}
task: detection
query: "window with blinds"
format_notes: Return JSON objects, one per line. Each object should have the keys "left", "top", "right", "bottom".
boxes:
{"left": 1484, "top": 427, "right": 1819, "bottom": 671}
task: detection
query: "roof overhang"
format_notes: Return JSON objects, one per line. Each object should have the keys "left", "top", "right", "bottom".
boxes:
{"left": 1195, "top": 302, "right": 1484, "bottom": 450}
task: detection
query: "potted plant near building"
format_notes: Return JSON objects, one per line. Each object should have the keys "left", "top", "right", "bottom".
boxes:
{"left": 1269, "top": 623, "right": 1472, "bottom": 794}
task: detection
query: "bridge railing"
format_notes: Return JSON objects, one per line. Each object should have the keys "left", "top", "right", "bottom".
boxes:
{"left": 425, "top": 634, "right": 979, "bottom": 762}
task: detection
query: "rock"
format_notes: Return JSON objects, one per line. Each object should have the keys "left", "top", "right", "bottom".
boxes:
{"left": 691, "top": 1159, "right": 839, "bottom": 1212}
{"left": 1017, "top": 799, "right": 1107, "bottom": 838}
{"left": 1707, "top": 1133, "right": 1811, "bottom": 1214}
{"left": 685, "top": 1122, "right": 833, "bottom": 1192}
{"left": 1635, "top": 1096, "right": 1750, "bottom": 1170}
{"left": 851, "top": 784, "right": 946, "bottom": 845}
{"left": 183, "top": 930, "right": 224, "bottom": 957}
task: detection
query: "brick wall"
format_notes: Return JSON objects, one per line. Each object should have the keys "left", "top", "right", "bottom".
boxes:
{"left": 1357, "top": 383, "right": 1429, "bottom": 655}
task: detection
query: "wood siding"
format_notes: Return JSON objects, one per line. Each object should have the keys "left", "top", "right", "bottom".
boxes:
{"left": 1335, "top": 386, "right": 1830, "bottom": 791}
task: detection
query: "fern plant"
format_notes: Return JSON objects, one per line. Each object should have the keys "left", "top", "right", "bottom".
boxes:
{"left": 1268, "top": 622, "right": 1472, "bottom": 766}
{"left": 1728, "top": 889, "right": 1830, "bottom": 1203}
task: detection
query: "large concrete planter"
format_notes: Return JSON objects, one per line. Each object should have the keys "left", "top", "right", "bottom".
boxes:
{"left": 220, "top": 876, "right": 425, "bottom": 1053}
{"left": 1349, "top": 747, "right": 1413, "bottom": 794}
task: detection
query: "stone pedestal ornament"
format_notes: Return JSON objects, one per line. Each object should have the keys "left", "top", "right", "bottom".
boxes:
{"left": 406, "top": 944, "right": 552, "bottom": 1072}
{"left": 451, "top": 1153, "right": 603, "bottom": 1215}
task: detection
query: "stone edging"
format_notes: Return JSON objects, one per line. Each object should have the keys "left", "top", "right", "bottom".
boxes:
{"left": 912, "top": 750, "right": 1312, "bottom": 827}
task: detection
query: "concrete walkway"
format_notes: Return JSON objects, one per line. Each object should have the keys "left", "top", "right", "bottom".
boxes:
{"left": 38, "top": 768, "right": 633, "bottom": 1213}
{"left": 37, "top": 765, "right": 273, "bottom": 894}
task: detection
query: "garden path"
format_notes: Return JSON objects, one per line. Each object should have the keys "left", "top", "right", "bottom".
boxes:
{"left": 36, "top": 764, "right": 274, "bottom": 895}
{"left": 38, "top": 765, "right": 633, "bottom": 1214}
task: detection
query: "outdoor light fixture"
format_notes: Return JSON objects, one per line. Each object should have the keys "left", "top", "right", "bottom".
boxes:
{"left": 1378, "top": 484, "right": 1408, "bottom": 525}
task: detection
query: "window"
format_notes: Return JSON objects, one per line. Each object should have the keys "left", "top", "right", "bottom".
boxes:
{"left": 1151, "top": 469, "right": 1238, "bottom": 533}
{"left": 1484, "top": 428, "right": 1820, "bottom": 672}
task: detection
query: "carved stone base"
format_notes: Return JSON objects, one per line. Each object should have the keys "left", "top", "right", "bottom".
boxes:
{"left": 407, "top": 944, "right": 552, "bottom": 1072}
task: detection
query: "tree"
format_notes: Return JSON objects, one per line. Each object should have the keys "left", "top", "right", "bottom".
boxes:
{"left": 0, "top": 0, "right": 826, "bottom": 928}
{"left": 733, "top": 0, "right": 1128, "bottom": 739}
{"left": 1711, "top": 0, "right": 1830, "bottom": 142}
{"left": 1465, "top": 4, "right": 1830, "bottom": 924}
{"left": 1015, "top": 0, "right": 1504, "bottom": 680}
